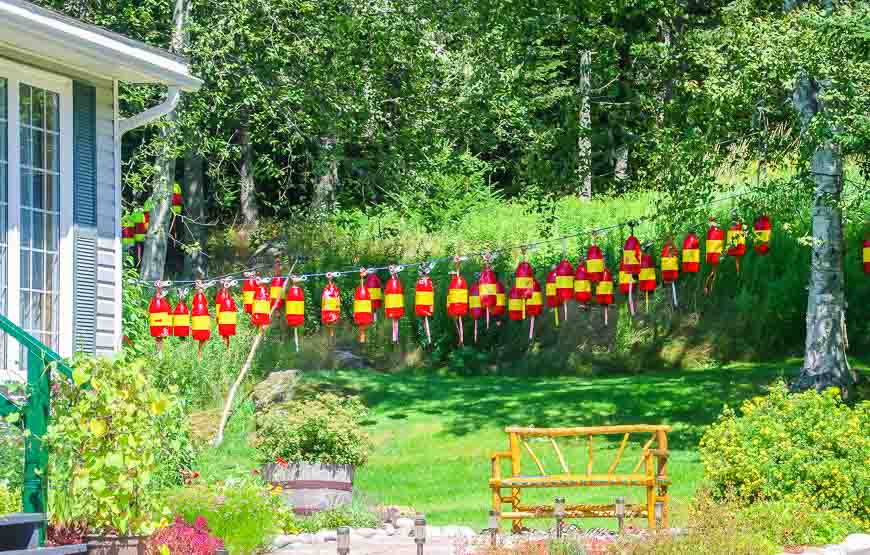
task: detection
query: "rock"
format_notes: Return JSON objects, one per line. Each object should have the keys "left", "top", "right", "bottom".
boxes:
{"left": 382, "top": 523, "right": 396, "bottom": 536}
{"left": 315, "top": 529, "right": 337, "bottom": 542}
{"left": 821, "top": 546, "right": 848, "bottom": 555}
{"left": 845, "top": 534, "right": 870, "bottom": 554}
{"left": 295, "top": 533, "right": 315, "bottom": 544}
{"left": 252, "top": 370, "right": 299, "bottom": 413}
{"left": 271, "top": 535, "right": 296, "bottom": 549}
{"left": 376, "top": 504, "right": 418, "bottom": 524}
{"left": 800, "top": 548, "right": 830, "bottom": 555}
{"left": 395, "top": 517, "right": 415, "bottom": 530}
{"left": 333, "top": 350, "right": 371, "bottom": 369}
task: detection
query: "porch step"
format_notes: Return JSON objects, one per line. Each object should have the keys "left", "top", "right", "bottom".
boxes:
{"left": 0, "top": 513, "right": 86, "bottom": 554}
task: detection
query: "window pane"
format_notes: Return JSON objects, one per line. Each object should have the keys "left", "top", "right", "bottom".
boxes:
{"left": 20, "top": 209, "right": 30, "bottom": 249}
{"left": 20, "top": 168, "right": 31, "bottom": 208}
{"left": 32, "top": 211, "right": 44, "bottom": 251}
{"left": 0, "top": 125, "right": 6, "bottom": 163}
{"left": 32, "top": 254, "right": 43, "bottom": 292}
{"left": 20, "top": 127, "right": 31, "bottom": 168}
{"left": 19, "top": 85, "right": 30, "bottom": 126}
{"left": 32, "top": 130, "right": 44, "bottom": 171}
{"left": 45, "top": 210, "right": 56, "bottom": 251}
{"left": 19, "top": 292, "right": 30, "bottom": 328}
{"left": 46, "top": 134, "right": 59, "bottom": 173}
{"left": 45, "top": 254, "right": 56, "bottom": 292}
{"left": 0, "top": 78, "right": 6, "bottom": 120}
{"left": 32, "top": 173, "right": 43, "bottom": 210}
{"left": 19, "top": 252, "right": 29, "bottom": 289}
{"left": 45, "top": 93, "right": 59, "bottom": 131}
{"left": 44, "top": 174, "right": 55, "bottom": 211}
{"left": 32, "top": 89, "right": 44, "bottom": 130}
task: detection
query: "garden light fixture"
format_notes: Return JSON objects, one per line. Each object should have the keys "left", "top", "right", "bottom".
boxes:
{"left": 414, "top": 516, "right": 426, "bottom": 555}
{"left": 337, "top": 526, "right": 350, "bottom": 555}
{"left": 488, "top": 510, "right": 498, "bottom": 547}
{"left": 615, "top": 496, "right": 625, "bottom": 534}
{"left": 554, "top": 497, "right": 565, "bottom": 538}
{"left": 654, "top": 501, "right": 664, "bottom": 529}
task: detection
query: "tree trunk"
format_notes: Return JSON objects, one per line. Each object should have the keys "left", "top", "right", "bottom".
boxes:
{"left": 614, "top": 145, "right": 628, "bottom": 183}
{"left": 238, "top": 109, "right": 258, "bottom": 234}
{"left": 791, "top": 74, "right": 857, "bottom": 396}
{"left": 656, "top": 19, "right": 673, "bottom": 127}
{"left": 182, "top": 148, "right": 207, "bottom": 280}
{"left": 311, "top": 136, "right": 339, "bottom": 212}
{"left": 140, "top": 0, "right": 187, "bottom": 281}
{"left": 577, "top": 50, "right": 592, "bottom": 200}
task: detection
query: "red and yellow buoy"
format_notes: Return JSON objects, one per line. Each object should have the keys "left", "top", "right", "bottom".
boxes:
{"left": 493, "top": 280, "right": 506, "bottom": 320}
{"left": 525, "top": 278, "right": 543, "bottom": 341}
{"left": 190, "top": 284, "right": 211, "bottom": 357}
{"left": 545, "top": 267, "right": 561, "bottom": 328}
{"left": 242, "top": 273, "right": 258, "bottom": 314}
{"left": 321, "top": 275, "right": 342, "bottom": 338}
{"left": 705, "top": 220, "right": 725, "bottom": 294}
{"left": 251, "top": 279, "right": 271, "bottom": 330}
{"left": 479, "top": 257, "right": 498, "bottom": 327}
{"left": 623, "top": 232, "right": 641, "bottom": 275}
{"left": 682, "top": 232, "right": 701, "bottom": 274}
{"left": 415, "top": 272, "right": 435, "bottom": 344}
{"left": 365, "top": 272, "right": 383, "bottom": 320}
{"left": 754, "top": 215, "right": 772, "bottom": 255}
{"left": 385, "top": 267, "right": 405, "bottom": 343}
{"left": 573, "top": 259, "right": 592, "bottom": 305}
{"left": 639, "top": 252, "right": 657, "bottom": 312}
{"left": 353, "top": 270, "right": 374, "bottom": 343}
{"left": 149, "top": 284, "right": 172, "bottom": 350}
{"left": 864, "top": 235, "right": 870, "bottom": 275}
{"left": 447, "top": 258, "right": 469, "bottom": 345}
{"left": 270, "top": 268, "right": 286, "bottom": 310}
{"left": 172, "top": 291, "right": 190, "bottom": 338}
{"left": 133, "top": 207, "right": 147, "bottom": 262}
{"left": 727, "top": 221, "right": 746, "bottom": 273}
{"left": 515, "top": 255, "right": 535, "bottom": 299}
{"left": 285, "top": 277, "right": 305, "bottom": 351}
{"left": 469, "top": 283, "right": 483, "bottom": 343}
{"left": 595, "top": 266, "right": 614, "bottom": 326}
{"left": 508, "top": 286, "right": 525, "bottom": 321}
{"left": 555, "top": 257, "right": 574, "bottom": 320}
{"left": 217, "top": 282, "right": 238, "bottom": 350}
{"left": 171, "top": 182, "right": 183, "bottom": 215}
{"left": 586, "top": 242, "right": 605, "bottom": 282}
{"left": 661, "top": 240, "right": 680, "bottom": 307}
{"left": 122, "top": 215, "right": 135, "bottom": 253}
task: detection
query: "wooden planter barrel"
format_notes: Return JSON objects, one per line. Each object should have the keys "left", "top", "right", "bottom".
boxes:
{"left": 261, "top": 461, "right": 354, "bottom": 515}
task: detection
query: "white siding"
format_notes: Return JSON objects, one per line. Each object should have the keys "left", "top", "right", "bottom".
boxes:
{"left": 95, "top": 84, "right": 117, "bottom": 357}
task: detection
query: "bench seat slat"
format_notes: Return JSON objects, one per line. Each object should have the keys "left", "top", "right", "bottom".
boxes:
{"left": 490, "top": 474, "right": 671, "bottom": 488}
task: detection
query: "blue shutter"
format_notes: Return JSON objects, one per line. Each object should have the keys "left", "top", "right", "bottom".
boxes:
{"left": 73, "top": 81, "right": 97, "bottom": 355}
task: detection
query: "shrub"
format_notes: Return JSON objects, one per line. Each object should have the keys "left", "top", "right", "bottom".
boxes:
{"left": 699, "top": 381, "right": 870, "bottom": 523}
{"left": 290, "top": 504, "right": 381, "bottom": 534}
{"left": 254, "top": 394, "right": 371, "bottom": 466}
{"left": 0, "top": 480, "right": 20, "bottom": 514}
{"left": 167, "top": 477, "right": 280, "bottom": 554}
{"left": 146, "top": 516, "right": 224, "bottom": 555}
{"left": 46, "top": 356, "right": 188, "bottom": 534}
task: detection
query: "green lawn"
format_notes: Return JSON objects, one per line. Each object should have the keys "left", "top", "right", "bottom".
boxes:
{"left": 194, "top": 360, "right": 852, "bottom": 530}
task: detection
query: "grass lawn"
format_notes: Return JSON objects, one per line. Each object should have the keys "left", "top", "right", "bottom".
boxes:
{"left": 194, "top": 359, "right": 867, "bottom": 530}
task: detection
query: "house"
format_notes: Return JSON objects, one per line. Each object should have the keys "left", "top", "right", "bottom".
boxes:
{"left": 0, "top": 0, "right": 201, "bottom": 376}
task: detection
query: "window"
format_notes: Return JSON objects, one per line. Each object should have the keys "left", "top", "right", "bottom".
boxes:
{"left": 0, "top": 58, "right": 73, "bottom": 372}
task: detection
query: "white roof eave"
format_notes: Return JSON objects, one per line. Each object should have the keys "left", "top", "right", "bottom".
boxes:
{"left": 0, "top": 0, "right": 202, "bottom": 91}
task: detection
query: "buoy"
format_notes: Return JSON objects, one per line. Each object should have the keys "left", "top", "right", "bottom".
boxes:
{"left": 623, "top": 232, "right": 641, "bottom": 275}
{"left": 217, "top": 281, "right": 238, "bottom": 350}
{"left": 705, "top": 220, "right": 725, "bottom": 294}
{"left": 321, "top": 275, "right": 342, "bottom": 338}
{"left": 492, "top": 280, "right": 506, "bottom": 319}
{"left": 618, "top": 261, "right": 636, "bottom": 315}
{"left": 270, "top": 262, "right": 286, "bottom": 310}
{"left": 447, "top": 258, "right": 469, "bottom": 346}
{"left": 353, "top": 270, "right": 374, "bottom": 343}
{"left": 132, "top": 208, "right": 146, "bottom": 262}
{"left": 365, "top": 272, "right": 383, "bottom": 321}
{"left": 190, "top": 284, "right": 211, "bottom": 357}
{"left": 171, "top": 182, "right": 183, "bottom": 215}
{"left": 148, "top": 283, "right": 172, "bottom": 351}
{"left": 122, "top": 215, "right": 135, "bottom": 253}
{"left": 172, "top": 291, "right": 190, "bottom": 338}
{"left": 573, "top": 259, "right": 592, "bottom": 305}
{"left": 555, "top": 257, "right": 574, "bottom": 321}
{"left": 864, "top": 235, "right": 870, "bottom": 275}
{"left": 242, "top": 273, "right": 258, "bottom": 314}
{"left": 727, "top": 221, "right": 746, "bottom": 273}
{"left": 251, "top": 279, "right": 271, "bottom": 330}
{"left": 595, "top": 267, "right": 614, "bottom": 326}
{"left": 508, "top": 286, "right": 525, "bottom": 321}
{"left": 285, "top": 277, "right": 305, "bottom": 351}
{"left": 586, "top": 242, "right": 605, "bottom": 282}
{"left": 214, "top": 286, "right": 229, "bottom": 319}
{"left": 479, "top": 257, "right": 498, "bottom": 328}
{"left": 754, "top": 215, "right": 772, "bottom": 255}
{"left": 639, "top": 252, "right": 657, "bottom": 312}
{"left": 515, "top": 255, "right": 535, "bottom": 299}
{"left": 415, "top": 272, "right": 434, "bottom": 344}
{"left": 682, "top": 232, "right": 701, "bottom": 273}
{"left": 469, "top": 283, "right": 482, "bottom": 343}
{"left": 525, "top": 278, "right": 543, "bottom": 341}
{"left": 385, "top": 266, "right": 405, "bottom": 343}
{"left": 545, "top": 267, "right": 560, "bottom": 328}
{"left": 661, "top": 240, "right": 680, "bottom": 308}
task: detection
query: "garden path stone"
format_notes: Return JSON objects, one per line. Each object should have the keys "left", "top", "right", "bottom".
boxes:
{"left": 394, "top": 517, "right": 415, "bottom": 530}
{"left": 272, "top": 534, "right": 461, "bottom": 555}
{"left": 253, "top": 370, "right": 299, "bottom": 413}
{"left": 272, "top": 534, "right": 296, "bottom": 549}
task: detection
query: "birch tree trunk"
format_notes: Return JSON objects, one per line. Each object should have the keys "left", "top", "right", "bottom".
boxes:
{"left": 791, "top": 75, "right": 857, "bottom": 396}
{"left": 182, "top": 148, "right": 207, "bottom": 279}
{"left": 140, "top": 0, "right": 187, "bottom": 281}
{"left": 311, "top": 136, "right": 339, "bottom": 212}
{"left": 577, "top": 50, "right": 592, "bottom": 200}
{"left": 238, "top": 108, "right": 258, "bottom": 233}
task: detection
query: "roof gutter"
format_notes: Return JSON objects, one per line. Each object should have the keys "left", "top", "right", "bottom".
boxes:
{"left": 119, "top": 85, "right": 181, "bottom": 137}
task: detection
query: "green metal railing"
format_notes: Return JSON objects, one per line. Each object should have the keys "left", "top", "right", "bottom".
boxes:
{"left": 0, "top": 313, "right": 74, "bottom": 542}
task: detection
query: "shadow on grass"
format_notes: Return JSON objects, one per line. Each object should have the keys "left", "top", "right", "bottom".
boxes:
{"left": 298, "top": 363, "right": 794, "bottom": 451}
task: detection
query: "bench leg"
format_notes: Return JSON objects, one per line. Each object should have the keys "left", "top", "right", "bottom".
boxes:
{"left": 647, "top": 485, "right": 656, "bottom": 530}
{"left": 658, "top": 485, "right": 669, "bottom": 529}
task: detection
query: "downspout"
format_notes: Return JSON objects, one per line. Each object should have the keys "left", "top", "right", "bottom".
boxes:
{"left": 112, "top": 84, "right": 181, "bottom": 351}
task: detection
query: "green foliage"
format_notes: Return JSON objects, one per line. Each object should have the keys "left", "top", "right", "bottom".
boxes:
{"left": 737, "top": 499, "right": 865, "bottom": 547}
{"left": 121, "top": 258, "right": 152, "bottom": 357}
{"left": 0, "top": 480, "right": 21, "bottom": 514}
{"left": 254, "top": 394, "right": 371, "bottom": 466}
{"left": 0, "top": 424, "right": 23, "bottom": 486}
{"left": 700, "top": 381, "right": 870, "bottom": 524}
{"left": 280, "top": 503, "right": 381, "bottom": 534}
{"left": 167, "top": 477, "right": 280, "bottom": 555}
{"left": 46, "top": 356, "right": 189, "bottom": 534}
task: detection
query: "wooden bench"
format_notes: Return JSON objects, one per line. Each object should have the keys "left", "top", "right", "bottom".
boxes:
{"left": 489, "top": 425, "right": 671, "bottom": 532}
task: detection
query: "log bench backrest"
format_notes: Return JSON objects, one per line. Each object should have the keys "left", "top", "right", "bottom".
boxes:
{"left": 503, "top": 425, "right": 671, "bottom": 480}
